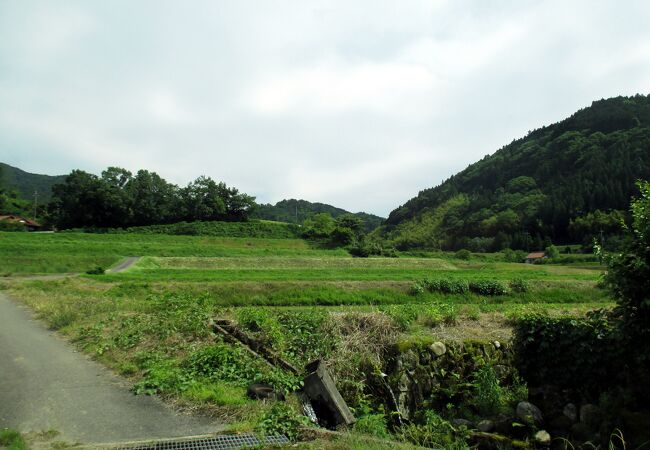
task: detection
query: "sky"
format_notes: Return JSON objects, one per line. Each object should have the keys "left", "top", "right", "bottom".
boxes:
{"left": 1, "top": 1, "right": 650, "bottom": 217}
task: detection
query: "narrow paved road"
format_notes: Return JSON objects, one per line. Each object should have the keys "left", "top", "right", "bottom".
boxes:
{"left": 108, "top": 256, "right": 141, "bottom": 273}
{"left": 0, "top": 292, "right": 222, "bottom": 445}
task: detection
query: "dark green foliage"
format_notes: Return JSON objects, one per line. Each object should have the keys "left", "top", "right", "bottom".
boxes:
{"left": 469, "top": 280, "right": 509, "bottom": 296}
{"left": 253, "top": 198, "right": 384, "bottom": 232}
{"left": 114, "top": 220, "right": 300, "bottom": 238}
{"left": 602, "top": 180, "right": 650, "bottom": 372}
{"left": 86, "top": 266, "right": 105, "bottom": 275}
{"left": 382, "top": 95, "right": 650, "bottom": 250}
{"left": 513, "top": 312, "right": 618, "bottom": 398}
{"left": 48, "top": 167, "right": 256, "bottom": 229}
{"left": 454, "top": 249, "right": 471, "bottom": 260}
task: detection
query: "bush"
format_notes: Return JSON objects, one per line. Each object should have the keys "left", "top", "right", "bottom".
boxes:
{"left": 353, "top": 414, "right": 391, "bottom": 439}
{"left": 545, "top": 244, "right": 560, "bottom": 259}
{"left": 423, "top": 278, "right": 469, "bottom": 295}
{"left": 513, "top": 312, "right": 619, "bottom": 397}
{"left": 509, "top": 278, "right": 530, "bottom": 293}
{"left": 256, "top": 402, "right": 309, "bottom": 441}
{"left": 502, "top": 248, "right": 527, "bottom": 263}
{"left": 454, "top": 249, "right": 471, "bottom": 260}
{"left": 86, "top": 266, "right": 105, "bottom": 275}
{"left": 469, "top": 280, "right": 509, "bottom": 296}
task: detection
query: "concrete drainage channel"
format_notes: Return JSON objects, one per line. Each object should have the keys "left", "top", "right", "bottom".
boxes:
{"left": 89, "top": 434, "right": 290, "bottom": 450}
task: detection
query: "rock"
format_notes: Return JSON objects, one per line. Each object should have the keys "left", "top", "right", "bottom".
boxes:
{"left": 579, "top": 404, "right": 602, "bottom": 430}
{"left": 430, "top": 341, "right": 446, "bottom": 357}
{"left": 516, "top": 401, "right": 544, "bottom": 426}
{"left": 396, "top": 373, "right": 410, "bottom": 392}
{"left": 451, "top": 418, "right": 474, "bottom": 428}
{"left": 477, "top": 419, "right": 495, "bottom": 432}
{"left": 495, "top": 415, "right": 526, "bottom": 438}
{"left": 493, "top": 340, "right": 501, "bottom": 349}
{"left": 534, "top": 430, "right": 551, "bottom": 446}
{"left": 563, "top": 403, "right": 578, "bottom": 422}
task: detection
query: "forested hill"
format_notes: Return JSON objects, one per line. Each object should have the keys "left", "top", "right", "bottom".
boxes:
{"left": 0, "top": 163, "right": 66, "bottom": 202}
{"left": 380, "top": 94, "right": 650, "bottom": 251}
{"left": 253, "top": 199, "right": 384, "bottom": 232}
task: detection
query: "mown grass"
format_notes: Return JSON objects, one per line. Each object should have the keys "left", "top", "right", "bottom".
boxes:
{"left": 92, "top": 255, "right": 602, "bottom": 283}
{"left": 0, "top": 232, "right": 346, "bottom": 274}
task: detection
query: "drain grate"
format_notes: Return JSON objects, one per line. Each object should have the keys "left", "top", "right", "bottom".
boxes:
{"left": 114, "top": 434, "right": 290, "bottom": 450}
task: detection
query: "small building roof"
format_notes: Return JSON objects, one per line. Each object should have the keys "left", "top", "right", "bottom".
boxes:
{"left": 526, "top": 251, "right": 546, "bottom": 259}
{"left": 0, "top": 215, "right": 41, "bottom": 227}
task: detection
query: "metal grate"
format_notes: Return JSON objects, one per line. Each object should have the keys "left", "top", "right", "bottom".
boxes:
{"left": 114, "top": 434, "right": 290, "bottom": 450}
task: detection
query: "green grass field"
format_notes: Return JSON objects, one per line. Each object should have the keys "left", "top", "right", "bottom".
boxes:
{"left": 0, "top": 231, "right": 614, "bottom": 445}
{"left": 0, "top": 232, "right": 346, "bottom": 274}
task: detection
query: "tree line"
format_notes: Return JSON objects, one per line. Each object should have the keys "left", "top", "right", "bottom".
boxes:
{"left": 48, "top": 167, "right": 256, "bottom": 229}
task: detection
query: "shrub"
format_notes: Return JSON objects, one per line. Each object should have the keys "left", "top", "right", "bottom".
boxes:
{"left": 545, "top": 244, "right": 560, "bottom": 259}
{"left": 509, "top": 278, "right": 530, "bottom": 293}
{"left": 409, "top": 281, "right": 426, "bottom": 296}
{"left": 513, "top": 312, "right": 619, "bottom": 397}
{"left": 397, "top": 411, "right": 470, "bottom": 449}
{"left": 472, "top": 364, "right": 506, "bottom": 416}
{"left": 454, "top": 249, "right": 471, "bottom": 260}
{"left": 257, "top": 402, "right": 309, "bottom": 441}
{"left": 423, "top": 278, "right": 469, "bottom": 295}
{"left": 469, "top": 280, "right": 509, "bottom": 296}
{"left": 86, "top": 266, "right": 105, "bottom": 275}
{"left": 353, "top": 414, "right": 391, "bottom": 439}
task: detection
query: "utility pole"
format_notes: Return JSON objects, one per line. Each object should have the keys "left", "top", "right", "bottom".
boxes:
{"left": 295, "top": 205, "right": 298, "bottom": 223}
{"left": 33, "top": 189, "right": 38, "bottom": 219}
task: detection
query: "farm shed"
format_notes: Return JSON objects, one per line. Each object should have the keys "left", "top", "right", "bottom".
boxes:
{"left": 525, "top": 251, "right": 546, "bottom": 264}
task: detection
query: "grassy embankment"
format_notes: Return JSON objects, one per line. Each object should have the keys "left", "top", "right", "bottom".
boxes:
{"left": 0, "top": 231, "right": 613, "bottom": 445}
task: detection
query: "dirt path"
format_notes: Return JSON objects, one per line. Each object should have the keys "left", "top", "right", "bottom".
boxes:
{"left": 0, "top": 292, "right": 222, "bottom": 445}
{"left": 108, "top": 256, "right": 141, "bottom": 273}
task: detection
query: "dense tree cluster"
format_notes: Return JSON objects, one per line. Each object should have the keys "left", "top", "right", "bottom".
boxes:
{"left": 48, "top": 167, "right": 256, "bottom": 229}
{"left": 381, "top": 95, "right": 650, "bottom": 251}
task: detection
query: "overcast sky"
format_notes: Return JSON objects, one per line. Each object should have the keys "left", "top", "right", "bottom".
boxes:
{"left": 1, "top": 1, "right": 649, "bottom": 216}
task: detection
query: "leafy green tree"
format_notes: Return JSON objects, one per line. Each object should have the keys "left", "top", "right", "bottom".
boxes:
{"left": 545, "top": 245, "right": 560, "bottom": 259}
{"left": 602, "top": 180, "right": 650, "bottom": 368}
{"left": 181, "top": 176, "right": 226, "bottom": 221}
{"left": 302, "top": 213, "right": 336, "bottom": 238}
{"left": 126, "top": 170, "right": 178, "bottom": 225}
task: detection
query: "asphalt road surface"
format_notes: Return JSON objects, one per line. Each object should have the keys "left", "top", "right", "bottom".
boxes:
{"left": 0, "top": 292, "right": 222, "bottom": 445}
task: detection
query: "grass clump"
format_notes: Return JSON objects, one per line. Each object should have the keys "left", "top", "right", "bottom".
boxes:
{"left": 256, "top": 401, "right": 309, "bottom": 441}
{"left": 0, "top": 428, "right": 28, "bottom": 450}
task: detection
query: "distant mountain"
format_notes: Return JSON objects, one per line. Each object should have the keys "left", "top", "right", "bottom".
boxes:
{"left": 253, "top": 199, "right": 384, "bottom": 232}
{"left": 0, "top": 163, "right": 66, "bottom": 202}
{"left": 379, "top": 94, "right": 650, "bottom": 251}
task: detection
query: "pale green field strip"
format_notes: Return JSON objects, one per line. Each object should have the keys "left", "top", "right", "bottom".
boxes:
{"left": 96, "top": 256, "right": 603, "bottom": 282}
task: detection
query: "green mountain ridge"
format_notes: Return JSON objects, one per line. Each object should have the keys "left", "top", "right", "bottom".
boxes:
{"left": 380, "top": 94, "right": 650, "bottom": 251}
{"left": 0, "top": 162, "right": 67, "bottom": 203}
{"left": 252, "top": 199, "right": 384, "bottom": 232}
